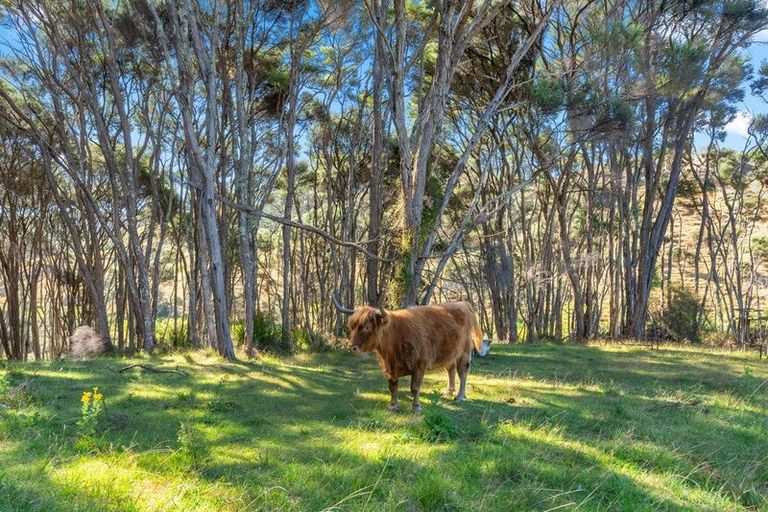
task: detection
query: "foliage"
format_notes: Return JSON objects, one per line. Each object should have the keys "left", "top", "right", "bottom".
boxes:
{"left": 531, "top": 76, "right": 564, "bottom": 114}
{"left": 155, "top": 319, "right": 193, "bottom": 350}
{"left": 233, "top": 312, "right": 291, "bottom": 354}
{"left": 752, "top": 236, "right": 768, "bottom": 261}
{"left": 419, "top": 406, "right": 460, "bottom": 442}
{"left": 76, "top": 386, "right": 104, "bottom": 440}
{"left": 0, "top": 0, "right": 767, "bottom": 363}
{"left": 294, "top": 329, "right": 331, "bottom": 352}
{"left": 177, "top": 422, "right": 209, "bottom": 472}
{"left": 662, "top": 287, "right": 703, "bottom": 344}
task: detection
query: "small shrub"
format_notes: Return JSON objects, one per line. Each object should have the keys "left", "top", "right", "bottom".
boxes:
{"left": 232, "top": 320, "right": 246, "bottom": 346}
{"left": 155, "top": 319, "right": 192, "bottom": 350}
{"left": 650, "top": 268, "right": 662, "bottom": 289}
{"left": 753, "top": 236, "right": 768, "bottom": 262}
{"left": 294, "top": 329, "right": 331, "bottom": 352}
{"left": 661, "top": 287, "right": 702, "bottom": 343}
{"left": 234, "top": 312, "right": 291, "bottom": 353}
{"left": 177, "top": 422, "right": 209, "bottom": 471}
{"left": 676, "top": 176, "right": 699, "bottom": 199}
{"left": 420, "top": 408, "right": 459, "bottom": 442}
{"left": 646, "top": 322, "right": 672, "bottom": 343}
{"left": 175, "top": 390, "right": 196, "bottom": 406}
{"left": 69, "top": 326, "right": 109, "bottom": 358}
{"left": 254, "top": 312, "right": 287, "bottom": 351}
{"left": 206, "top": 398, "right": 240, "bottom": 414}
{"left": 702, "top": 330, "right": 730, "bottom": 347}
{"left": 155, "top": 301, "right": 173, "bottom": 318}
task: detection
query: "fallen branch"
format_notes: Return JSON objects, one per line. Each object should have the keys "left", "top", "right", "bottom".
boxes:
{"left": 107, "top": 364, "right": 186, "bottom": 375}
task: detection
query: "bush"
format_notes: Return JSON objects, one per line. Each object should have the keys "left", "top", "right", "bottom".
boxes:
{"left": 753, "top": 236, "right": 768, "bottom": 262}
{"left": 661, "top": 287, "right": 702, "bottom": 343}
{"left": 702, "top": 330, "right": 731, "bottom": 347}
{"left": 294, "top": 329, "right": 331, "bottom": 352}
{"left": 233, "top": 312, "right": 290, "bottom": 354}
{"left": 177, "top": 422, "right": 209, "bottom": 472}
{"left": 646, "top": 323, "right": 672, "bottom": 343}
{"left": 69, "top": 326, "right": 109, "bottom": 358}
{"left": 420, "top": 407, "right": 459, "bottom": 442}
{"left": 155, "top": 319, "right": 192, "bottom": 350}
{"left": 77, "top": 386, "right": 104, "bottom": 439}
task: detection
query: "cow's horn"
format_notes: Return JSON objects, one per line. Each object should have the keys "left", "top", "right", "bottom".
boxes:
{"left": 331, "top": 293, "right": 355, "bottom": 315}
{"left": 377, "top": 307, "right": 388, "bottom": 318}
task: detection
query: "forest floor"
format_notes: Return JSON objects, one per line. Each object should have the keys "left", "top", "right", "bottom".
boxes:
{"left": 1, "top": 343, "right": 767, "bottom": 511}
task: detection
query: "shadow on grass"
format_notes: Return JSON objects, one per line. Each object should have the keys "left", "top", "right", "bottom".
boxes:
{"left": 1, "top": 344, "right": 767, "bottom": 510}
{"left": 480, "top": 343, "right": 763, "bottom": 394}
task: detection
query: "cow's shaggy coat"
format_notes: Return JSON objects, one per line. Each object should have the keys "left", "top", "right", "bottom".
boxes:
{"left": 346, "top": 301, "right": 482, "bottom": 413}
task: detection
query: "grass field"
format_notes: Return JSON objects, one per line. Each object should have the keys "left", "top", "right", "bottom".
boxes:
{"left": 1, "top": 343, "right": 767, "bottom": 511}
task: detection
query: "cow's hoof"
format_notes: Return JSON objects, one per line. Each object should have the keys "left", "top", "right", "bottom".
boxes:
{"left": 453, "top": 395, "right": 466, "bottom": 402}
{"left": 388, "top": 403, "right": 399, "bottom": 412}
{"left": 412, "top": 405, "right": 422, "bottom": 414}
{"left": 444, "top": 388, "right": 455, "bottom": 397}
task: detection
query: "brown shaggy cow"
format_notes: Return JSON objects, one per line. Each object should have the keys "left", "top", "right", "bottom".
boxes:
{"left": 334, "top": 298, "right": 483, "bottom": 413}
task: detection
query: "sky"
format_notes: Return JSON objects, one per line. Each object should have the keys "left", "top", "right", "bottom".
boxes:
{"left": 719, "top": 35, "right": 768, "bottom": 149}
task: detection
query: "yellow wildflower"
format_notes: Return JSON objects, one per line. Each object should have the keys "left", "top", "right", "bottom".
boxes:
{"left": 94, "top": 393, "right": 103, "bottom": 402}
{"left": 81, "top": 391, "right": 92, "bottom": 404}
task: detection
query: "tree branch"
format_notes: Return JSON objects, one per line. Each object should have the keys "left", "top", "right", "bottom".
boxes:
{"left": 215, "top": 194, "right": 394, "bottom": 263}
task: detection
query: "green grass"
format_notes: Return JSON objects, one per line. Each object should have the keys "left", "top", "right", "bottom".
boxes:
{"left": 1, "top": 343, "right": 767, "bottom": 511}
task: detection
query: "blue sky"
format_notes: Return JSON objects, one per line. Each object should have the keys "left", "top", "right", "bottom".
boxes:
{"left": 719, "top": 36, "right": 768, "bottom": 149}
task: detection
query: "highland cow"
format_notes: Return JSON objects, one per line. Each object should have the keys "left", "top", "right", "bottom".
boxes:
{"left": 333, "top": 297, "right": 483, "bottom": 413}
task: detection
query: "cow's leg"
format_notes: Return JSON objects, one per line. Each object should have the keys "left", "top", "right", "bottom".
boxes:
{"left": 388, "top": 378, "right": 399, "bottom": 411}
{"left": 445, "top": 365, "right": 456, "bottom": 396}
{"left": 410, "top": 368, "right": 425, "bottom": 414}
{"left": 455, "top": 355, "right": 470, "bottom": 401}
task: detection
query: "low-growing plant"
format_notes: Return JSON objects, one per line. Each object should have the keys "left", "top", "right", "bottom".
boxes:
{"left": 175, "top": 390, "right": 196, "bottom": 406}
{"left": 420, "top": 407, "right": 460, "bottom": 442}
{"left": 77, "top": 386, "right": 104, "bottom": 439}
{"left": 0, "top": 378, "right": 32, "bottom": 409}
{"left": 753, "top": 236, "right": 768, "bottom": 262}
{"left": 177, "top": 422, "right": 209, "bottom": 472}
{"left": 701, "top": 329, "right": 730, "bottom": 346}
{"left": 415, "top": 471, "right": 451, "bottom": 510}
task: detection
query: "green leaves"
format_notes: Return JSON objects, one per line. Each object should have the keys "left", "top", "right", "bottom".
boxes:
{"left": 531, "top": 76, "right": 564, "bottom": 115}
{"left": 661, "top": 41, "right": 709, "bottom": 96}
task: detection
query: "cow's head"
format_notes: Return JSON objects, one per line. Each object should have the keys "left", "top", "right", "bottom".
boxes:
{"left": 347, "top": 306, "right": 388, "bottom": 352}
{"left": 331, "top": 293, "right": 387, "bottom": 353}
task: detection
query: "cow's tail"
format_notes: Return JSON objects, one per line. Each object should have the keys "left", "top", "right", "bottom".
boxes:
{"left": 470, "top": 306, "right": 483, "bottom": 354}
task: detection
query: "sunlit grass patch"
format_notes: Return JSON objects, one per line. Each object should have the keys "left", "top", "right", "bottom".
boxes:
{"left": 1, "top": 343, "right": 766, "bottom": 511}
